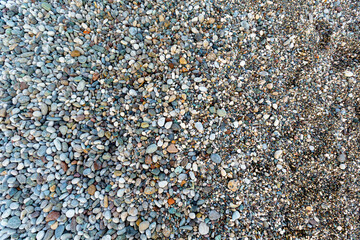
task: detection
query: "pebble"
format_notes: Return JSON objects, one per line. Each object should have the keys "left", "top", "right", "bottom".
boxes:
{"left": 209, "top": 210, "right": 220, "bottom": 221}
{"left": 338, "top": 153, "right": 346, "bottom": 162}
{"left": 66, "top": 209, "right": 75, "bottom": 218}
{"left": 217, "top": 109, "right": 227, "bottom": 117}
{"left": 87, "top": 185, "right": 96, "bottom": 195}
{"left": 180, "top": 58, "right": 187, "bottom": 65}
{"left": 139, "top": 221, "right": 150, "bottom": 232}
{"left": 232, "top": 211, "right": 240, "bottom": 221}
{"left": 167, "top": 144, "right": 178, "bottom": 153}
{"left": 199, "top": 222, "right": 209, "bottom": 235}
{"left": 45, "top": 211, "right": 60, "bottom": 222}
{"left": 7, "top": 216, "right": 21, "bottom": 229}
{"left": 274, "top": 150, "right": 283, "bottom": 159}
{"left": 128, "top": 207, "right": 138, "bottom": 216}
{"left": 158, "top": 181, "right": 168, "bottom": 188}
{"left": 146, "top": 144, "right": 157, "bottom": 154}
{"left": 227, "top": 180, "right": 240, "bottom": 192}
{"left": 41, "top": 2, "right": 51, "bottom": 11}
{"left": 195, "top": 122, "right": 204, "bottom": 132}
{"left": 344, "top": 71, "right": 354, "bottom": 77}
{"left": 157, "top": 117, "right": 166, "bottom": 127}
{"left": 77, "top": 80, "right": 86, "bottom": 91}
{"left": 144, "top": 187, "right": 156, "bottom": 195}
{"left": 210, "top": 153, "right": 222, "bottom": 164}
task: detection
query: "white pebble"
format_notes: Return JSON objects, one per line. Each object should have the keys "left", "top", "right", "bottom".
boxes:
{"left": 66, "top": 209, "right": 75, "bottom": 218}
{"left": 274, "top": 150, "right": 283, "bottom": 159}
{"left": 194, "top": 122, "right": 204, "bottom": 132}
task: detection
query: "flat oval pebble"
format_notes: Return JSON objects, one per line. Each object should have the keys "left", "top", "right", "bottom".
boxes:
{"left": 45, "top": 211, "right": 60, "bottom": 222}
{"left": 146, "top": 144, "right": 157, "bottom": 154}
{"left": 139, "top": 221, "right": 150, "bottom": 232}
{"left": 144, "top": 186, "right": 156, "bottom": 195}
{"left": 217, "top": 109, "right": 227, "bottom": 117}
{"left": 7, "top": 216, "right": 21, "bottom": 229}
{"left": 158, "top": 181, "right": 168, "bottom": 188}
{"left": 210, "top": 153, "right": 222, "bottom": 164}
{"left": 209, "top": 210, "right": 220, "bottom": 221}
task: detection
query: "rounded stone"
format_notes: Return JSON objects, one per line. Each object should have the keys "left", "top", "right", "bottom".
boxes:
{"left": 139, "top": 221, "right": 150, "bottom": 232}
{"left": 199, "top": 222, "right": 209, "bottom": 235}
{"left": 7, "top": 216, "right": 21, "bottom": 229}
{"left": 146, "top": 144, "right": 157, "bottom": 154}
{"left": 209, "top": 210, "right": 220, "bottom": 221}
{"left": 66, "top": 209, "right": 75, "bottom": 218}
{"left": 210, "top": 153, "right": 222, "bottom": 164}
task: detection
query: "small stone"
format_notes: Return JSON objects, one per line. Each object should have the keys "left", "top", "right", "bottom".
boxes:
{"left": 71, "top": 50, "right": 81, "bottom": 57}
{"left": 50, "top": 221, "right": 58, "bottom": 230}
{"left": 43, "top": 203, "right": 53, "bottom": 213}
{"left": 77, "top": 80, "right": 86, "bottom": 91}
{"left": 227, "top": 180, "right": 240, "bottom": 192}
{"left": 165, "top": 121, "right": 172, "bottom": 129}
{"left": 128, "top": 207, "right": 138, "bottom": 216}
{"left": 87, "top": 185, "right": 96, "bottom": 195}
{"left": 259, "top": 71, "right": 269, "bottom": 76}
{"left": 167, "top": 144, "right": 178, "bottom": 153}
{"left": 59, "top": 126, "right": 68, "bottom": 135}
{"left": 157, "top": 117, "right": 165, "bottom": 127}
{"left": 163, "top": 228, "right": 171, "bottom": 237}
{"left": 46, "top": 211, "right": 60, "bottom": 222}
{"left": 209, "top": 210, "right": 220, "bottom": 221}
{"left": 217, "top": 109, "right": 227, "bottom": 117}
{"left": 344, "top": 71, "right": 354, "bottom": 77}
{"left": 158, "top": 181, "right": 168, "bottom": 188}
{"left": 232, "top": 211, "right": 240, "bottom": 221}
{"left": 127, "top": 216, "right": 138, "bottom": 222}
{"left": 0, "top": 108, "right": 6, "bottom": 117}
{"left": 66, "top": 209, "right": 75, "bottom": 218}
{"left": 210, "top": 153, "right": 221, "bottom": 164}
{"left": 199, "top": 222, "right": 209, "bottom": 235}
{"left": 180, "top": 57, "right": 187, "bottom": 65}
{"left": 194, "top": 122, "right": 204, "bottom": 132}
{"left": 41, "top": 2, "right": 51, "bottom": 11}
{"left": 33, "top": 111, "right": 42, "bottom": 118}
{"left": 40, "top": 103, "right": 48, "bottom": 115}
{"left": 139, "top": 221, "right": 150, "bottom": 232}
{"left": 340, "top": 164, "right": 346, "bottom": 170}
{"left": 141, "top": 122, "right": 149, "bottom": 128}
{"left": 74, "top": 0, "right": 82, "bottom": 7}
{"left": 7, "top": 216, "right": 21, "bottom": 229}
{"left": 129, "top": 27, "right": 138, "bottom": 36}
{"left": 146, "top": 144, "right": 157, "bottom": 154}
{"left": 144, "top": 186, "right": 156, "bottom": 195}
{"left": 274, "top": 150, "right": 283, "bottom": 159}
{"left": 78, "top": 56, "right": 86, "bottom": 63}
{"left": 55, "top": 225, "right": 65, "bottom": 238}
{"left": 338, "top": 153, "right": 346, "bottom": 162}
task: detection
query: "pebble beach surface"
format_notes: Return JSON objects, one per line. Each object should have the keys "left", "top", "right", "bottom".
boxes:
{"left": 0, "top": 0, "right": 359, "bottom": 239}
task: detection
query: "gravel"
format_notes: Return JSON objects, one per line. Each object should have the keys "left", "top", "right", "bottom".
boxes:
{"left": 0, "top": 0, "right": 359, "bottom": 239}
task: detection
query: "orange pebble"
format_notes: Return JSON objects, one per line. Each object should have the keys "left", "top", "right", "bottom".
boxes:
{"left": 168, "top": 198, "right": 175, "bottom": 205}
